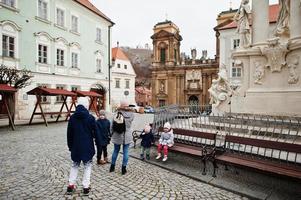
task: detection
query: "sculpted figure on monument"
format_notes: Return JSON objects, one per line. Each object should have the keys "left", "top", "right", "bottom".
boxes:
{"left": 159, "top": 80, "right": 165, "bottom": 93}
{"left": 287, "top": 57, "right": 299, "bottom": 84}
{"left": 275, "top": 0, "right": 290, "bottom": 36}
{"left": 254, "top": 61, "right": 265, "bottom": 85}
{"left": 234, "top": 0, "right": 251, "bottom": 48}
{"left": 209, "top": 64, "right": 233, "bottom": 106}
{"left": 262, "top": 37, "right": 288, "bottom": 72}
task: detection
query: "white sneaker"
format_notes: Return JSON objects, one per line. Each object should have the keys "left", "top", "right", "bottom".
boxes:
{"left": 156, "top": 154, "right": 161, "bottom": 160}
{"left": 162, "top": 156, "right": 168, "bottom": 162}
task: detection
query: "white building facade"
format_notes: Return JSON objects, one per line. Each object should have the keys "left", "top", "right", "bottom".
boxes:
{"left": 111, "top": 47, "right": 136, "bottom": 109}
{"left": 0, "top": 0, "right": 114, "bottom": 119}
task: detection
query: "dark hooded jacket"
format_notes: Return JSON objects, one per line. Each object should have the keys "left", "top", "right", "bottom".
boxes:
{"left": 95, "top": 118, "right": 111, "bottom": 147}
{"left": 67, "top": 105, "right": 96, "bottom": 163}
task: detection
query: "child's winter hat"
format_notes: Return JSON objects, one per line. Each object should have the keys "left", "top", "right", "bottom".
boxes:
{"left": 99, "top": 110, "right": 106, "bottom": 116}
{"left": 144, "top": 124, "right": 151, "bottom": 133}
{"left": 77, "top": 97, "right": 89, "bottom": 109}
{"left": 163, "top": 122, "right": 171, "bottom": 129}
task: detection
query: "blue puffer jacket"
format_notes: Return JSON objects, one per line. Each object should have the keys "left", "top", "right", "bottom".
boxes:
{"left": 95, "top": 118, "right": 111, "bottom": 147}
{"left": 67, "top": 105, "right": 96, "bottom": 163}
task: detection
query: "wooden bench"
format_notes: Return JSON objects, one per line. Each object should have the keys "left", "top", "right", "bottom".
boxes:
{"left": 213, "top": 135, "right": 301, "bottom": 181}
{"left": 133, "top": 127, "right": 217, "bottom": 175}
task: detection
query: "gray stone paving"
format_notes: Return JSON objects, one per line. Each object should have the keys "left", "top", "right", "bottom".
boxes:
{"left": 0, "top": 120, "right": 247, "bottom": 200}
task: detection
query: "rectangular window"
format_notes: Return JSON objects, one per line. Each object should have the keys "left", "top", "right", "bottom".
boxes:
{"left": 71, "top": 86, "right": 79, "bottom": 91}
{"left": 38, "top": 44, "right": 47, "bottom": 64}
{"left": 56, "top": 85, "right": 65, "bottom": 102}
{"left": 232, "top": 67, "right": 242, "bottom": 78}
{"left": 2, "top": 35, "right": 15, "bottom": 58}
{"left": 115, "top": 79, "right": 120, "bottom": 88}
{"left": 117, "top": 63, "right": 120, "bottom": 68}
{"left": 124, "top": 65, "right": 127, "bottom": 69}
{"left": 233, "top": 39, "right": 240, "bottom": 49}
{"left": 125, "top": 80, "right": 130, "bottom": 89}
{"left": 160, "top": 48, "right": 166, "bottom": 63}
{"left": 96, "top": 28, "right": 101, "bottom": 42}
{"left": 71, "top": 15, "right": 78, "bottom": 33}
{"left": 1, "top": 0, "right": 15, "bottom": 7}
{"left": 56, "top": 49, "right": 64, "bottom": 66}
{"left": 38, "top": 0, "right": 48, "bottom": 20}
{"left": 71, "top": 52, "right": 78, "bottom": 68}
{"left": 56, "top": 8, "right": 65, "bottom": 27}
{"left": 96, "top": 59, "right": 101, "bottom": 73}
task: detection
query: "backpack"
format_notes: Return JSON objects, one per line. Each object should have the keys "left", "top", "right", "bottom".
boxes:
{"left": 112, "top": 112, "right": 126, "bottom": 134}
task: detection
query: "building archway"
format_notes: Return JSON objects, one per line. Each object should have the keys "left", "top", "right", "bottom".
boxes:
{"left": 90, "top": 83, "right": 107, "bottom": 110}
{"left": 188, "top": 95, "right": 199, "bottom": 105}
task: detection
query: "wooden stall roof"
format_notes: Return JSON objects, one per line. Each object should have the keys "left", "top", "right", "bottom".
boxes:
{"left": 0, "top": 84, "right": 17, "bottom": 93}
{"left": 76, "top": 90, "right": 101, "bottom": 97}
{"left": 27, "top": 87, "right": 76, "bottom": 96}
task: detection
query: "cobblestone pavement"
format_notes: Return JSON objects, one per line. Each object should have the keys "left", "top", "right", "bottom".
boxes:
{"left": 0, "top": 121, "right": 248, "bottom": 200}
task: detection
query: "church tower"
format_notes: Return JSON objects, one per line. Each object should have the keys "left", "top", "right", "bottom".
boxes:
{"left": 151, "top": 21, "right": 182, "bottom": 67}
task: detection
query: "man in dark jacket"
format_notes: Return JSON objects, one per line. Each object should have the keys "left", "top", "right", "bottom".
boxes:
{"left": 95, "top": 110, "right": 111, "bottom": 165}
{"left": 67, "top": 97, "right": 96, "bottom": 196}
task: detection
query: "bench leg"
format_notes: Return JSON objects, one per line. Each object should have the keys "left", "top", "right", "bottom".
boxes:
{"left": 202, "top": 158, "right": 206, "bottom": 175}
{"left": 212, "top": 160, "right": 218, "bottom": 178}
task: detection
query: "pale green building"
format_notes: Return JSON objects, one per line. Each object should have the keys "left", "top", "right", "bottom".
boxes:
{"left": 0, "top": 0, "right": 114, "bottom": 119}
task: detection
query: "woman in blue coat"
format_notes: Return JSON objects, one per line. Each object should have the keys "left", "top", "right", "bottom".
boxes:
{"left": 66, "top": 97, "right": 96, "bottom": 196}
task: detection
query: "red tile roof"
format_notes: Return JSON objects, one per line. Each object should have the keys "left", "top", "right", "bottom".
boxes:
{"left": 74, "top": 0, "right": 114, "bottom": 25}
{"left": 219, "top": 4, "right": 279, "bottom": 30}
{"left": 27, "top": 87, "right": 76, "bottom": 96}
{"left": 0, "top": 84, "right": 17, "bottom": 93}
{"left": 112, "top": 47, "right": 130, "bottom": 61}
{"left": 76, "top": 90, "right": 102, "bottom": 97}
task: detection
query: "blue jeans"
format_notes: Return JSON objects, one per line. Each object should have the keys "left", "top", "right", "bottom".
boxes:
{"left": 111, "top": 144, "right": 130, "bottom": 167}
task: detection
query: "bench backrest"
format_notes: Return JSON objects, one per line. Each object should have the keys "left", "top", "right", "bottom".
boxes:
{"left": 157, "top": 127, "right": 216, "bottom": 146}
{"left": 225, "top": 134, "right": 301, "bottom": 163}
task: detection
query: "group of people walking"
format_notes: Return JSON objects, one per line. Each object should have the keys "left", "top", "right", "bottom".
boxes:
{"left": 66, "top": 97, "right": 174, "bottom": 196}
{"left": 66, "top": 98, "right": 134, "bottom": 195}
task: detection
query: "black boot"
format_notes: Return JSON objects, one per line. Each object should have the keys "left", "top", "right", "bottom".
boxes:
{"left": 109, "top": 164, "right": 115, "bottom": 172}
{"left": 121, "top": 166, "right": 127, "bottom": 175}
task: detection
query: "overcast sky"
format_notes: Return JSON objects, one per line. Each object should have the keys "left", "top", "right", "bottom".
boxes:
{"left": 91, "top": 0, "right": 278, "bottom": 58}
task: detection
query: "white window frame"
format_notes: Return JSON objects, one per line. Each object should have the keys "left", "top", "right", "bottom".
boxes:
{"left": 71, "top": 52, "right": 79, "bottom": 68}
{"left": 71, "top": 14, "right": 79, "bottom": 33}
{"left": 0, "top": 21, "right": 20, "bottom": 63}
{"left": 1, "top": 0, "right": 16, "bottom": 8}
{"left": 231, "top": 38, "right": 240, "bottom": 50}
{"left": 95, "top": 51, "right": 103, "bottom": 73}
{"left": 117, "top": 63, "right": 121, "bottom": 68}
{"left": 56, "top": 85, "right": 65, "bottom": 102}
{"left": 55, "top": 37, "right": 68, "bottom": 68}
{"left": 37, "top": 0, "right": 49, "bottom": 20}
{"left": 38, "top": 44, "right": 48, "bottom": 64}
{"left": 56, "top": 48, "right": 64, "bottom": 66}
{"left": 70, "top": 42, "right": 81, "bottom": 70}
{"left": 2, "top": 34, "right": 15, "bottom": 58}
{"left": 124, "top": 64, "right": 127, "bottom": 70}
{"left": 71, "top": 85, "right": 80, "bottom": 92}
{"left": 96, "top": 58, "right": 102, "bottom": 73}
{"left": 96, "top": 27, "right": 102, "bottom": 43}
{"left": 115, "top": 79, "right": 120, "bottom": 88}
{"left": 231, "top": 61, "right": 242, "bottom": 78}
{"left": 37, "top": 83, "right": 51, "bottom": 103}
{"left": 125, "top": 79, "right": 130, "bottom": 89}
{"left": 55, "top": 6, "right": 66, "bottom": 28}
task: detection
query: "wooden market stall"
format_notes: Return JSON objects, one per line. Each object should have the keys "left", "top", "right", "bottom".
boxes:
{"left": 75, "top": 90, "right": 102, "bottom": 117}
{"left": 27, "top": 87, "right": 76, "bottom": 126}
{"left": 0, "top": 84, "right": 17, "bottom": 130}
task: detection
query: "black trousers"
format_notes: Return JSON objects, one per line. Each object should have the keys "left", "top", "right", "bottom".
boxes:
{"left": 97, "top": 145, "right": 108, "bottom": 160}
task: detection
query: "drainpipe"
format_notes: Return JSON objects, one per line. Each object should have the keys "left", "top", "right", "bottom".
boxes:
{"left": 108, "top": 25, "right": 112, "bottom": 106}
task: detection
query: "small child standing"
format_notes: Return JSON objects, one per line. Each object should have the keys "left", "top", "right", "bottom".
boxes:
{"left": 95, "top": 110, "right": 111, "bottom": 165}
{"left": 140, "top": 124, "right": 154, "bottom": 160}
{"left": 156, "top": 122, "right": 174, "bottom": 162}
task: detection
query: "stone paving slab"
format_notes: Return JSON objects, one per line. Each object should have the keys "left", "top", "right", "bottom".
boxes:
{"left": 0, "top": 122, "right": 247, "bottom": 200}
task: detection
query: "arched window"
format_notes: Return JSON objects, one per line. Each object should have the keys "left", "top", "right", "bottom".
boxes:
{"left": 160, "top": 48, "right": 166, "bottom": 63}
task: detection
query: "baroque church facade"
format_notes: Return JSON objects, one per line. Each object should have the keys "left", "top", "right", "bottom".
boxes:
{"left": 151, "top": 21, "right": 218, "bottom": 107}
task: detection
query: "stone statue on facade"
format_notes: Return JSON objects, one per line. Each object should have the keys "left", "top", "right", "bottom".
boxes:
{"left": 159, "top": 80, "right": 165, "bottom": 93}
{"left": 275, "top": 0, "right": 290, "bottom": 37}
{"left": 209, "top": 64, "right": 233, "bottom": 107}
{"left": 262, "top": 37, "right": 288, "bottom": 72}
{"left": 234, "top": 0, "right": 251, "bottom": 48}
{"left": 287, "top": 57, "right": 299, "bottom": 84}
{"left": 253, "top": 61, "right": 265, "bottom": 85}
